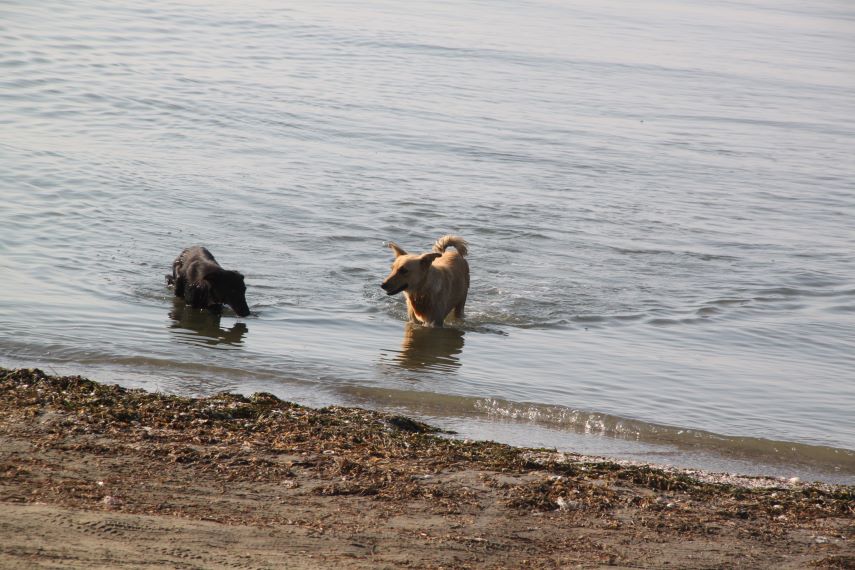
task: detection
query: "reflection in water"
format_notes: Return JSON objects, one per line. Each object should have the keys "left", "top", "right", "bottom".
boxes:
{"left": 395, "top": 322, "right": 465, "bottom": 371}
{"left": 168, "top": 299, "right": 248, "bottom": 347}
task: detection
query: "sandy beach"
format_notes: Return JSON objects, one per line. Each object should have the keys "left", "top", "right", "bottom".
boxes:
{"left": 0, "top": 367, "right": 852, "bottom": 569}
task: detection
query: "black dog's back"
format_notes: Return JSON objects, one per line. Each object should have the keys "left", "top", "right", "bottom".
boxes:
{"left": 168, "top": 246, "right": 250, "bottom": 317}
{"left": 173, "top": 246, "right": 219, "bottom": 288}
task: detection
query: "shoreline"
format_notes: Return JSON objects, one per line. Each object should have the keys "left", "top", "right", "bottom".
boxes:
{"left": 1, "top": 367, "right": 852, "bottom": 568}
{"left": 10, "top": 357, "right": 854, "bottom": 485}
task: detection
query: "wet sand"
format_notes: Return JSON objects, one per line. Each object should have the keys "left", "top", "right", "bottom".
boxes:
{"left": 1, "top": 367, "right": 852, "bottom": 569}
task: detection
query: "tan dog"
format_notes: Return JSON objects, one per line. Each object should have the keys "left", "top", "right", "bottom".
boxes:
{"left": 381, "top": 235, "right": 469, "bottom": 327}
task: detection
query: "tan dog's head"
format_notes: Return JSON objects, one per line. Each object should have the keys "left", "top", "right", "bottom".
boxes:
{"left": 380, "top": 242, "right": 441, "bottom": 296}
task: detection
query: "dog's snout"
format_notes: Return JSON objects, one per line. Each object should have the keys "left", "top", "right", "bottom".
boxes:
{"left": 229, "top": 297, "right": 251, "bottom": 318}
{"left": 381, "top": 281, "right": 389, "bottom": 291}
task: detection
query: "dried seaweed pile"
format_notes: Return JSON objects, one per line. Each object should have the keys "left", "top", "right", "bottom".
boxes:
{"left": 1, "top": 367, "right": 853, "bottom": 526}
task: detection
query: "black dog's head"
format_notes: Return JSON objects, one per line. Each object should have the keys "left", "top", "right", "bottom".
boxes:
{"left": 208, "top": 269, "right": 250, "bottom": 317}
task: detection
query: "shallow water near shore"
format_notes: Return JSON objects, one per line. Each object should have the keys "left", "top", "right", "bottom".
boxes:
{"left": 2, "top": 0, "right": 854, "bottom": 483}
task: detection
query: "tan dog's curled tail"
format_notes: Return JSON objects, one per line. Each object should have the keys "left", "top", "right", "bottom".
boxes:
{"left": 432, "top": 235, "right": 468, "bottom": 257}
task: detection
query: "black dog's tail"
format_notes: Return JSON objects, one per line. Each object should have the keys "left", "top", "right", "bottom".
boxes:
{"left": 432, "top": 235, "right": 468, "bottom": 257}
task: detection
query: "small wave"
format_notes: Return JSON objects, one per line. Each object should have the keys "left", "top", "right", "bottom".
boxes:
{"left": 609, "top": 246, "right": 740, "bottom": 262}
{"left": 756, "top": 287, "right": 855, "bottom": 299}
{"left": 826, "top": 304, "right": 855, "bottom": 314}
{"left": 474, "top": 398, "right": 855, "bottom": 474}
{"left": 337, "top": 386, "right": 855, "bottom": 476}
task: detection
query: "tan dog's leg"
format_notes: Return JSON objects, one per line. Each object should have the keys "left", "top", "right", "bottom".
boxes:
{"left": 406, "top": 300, "right": 418, "bottom": 323}
{"left": 454, "top": 298, "right": 466, "bottom": 319}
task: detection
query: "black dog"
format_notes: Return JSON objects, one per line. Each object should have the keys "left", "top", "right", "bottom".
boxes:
{"left": 167, "top": 246, "right": 250, "bottom": 317}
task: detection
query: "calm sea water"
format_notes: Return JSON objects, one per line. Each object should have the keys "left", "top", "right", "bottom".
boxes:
{"left": 2, "top": 0, "right": 854, "bottom": 483}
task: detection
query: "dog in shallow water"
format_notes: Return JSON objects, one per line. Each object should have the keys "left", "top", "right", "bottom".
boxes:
{"left": 167, "top": 246, "right": 250, "bottom": 317}
{"left": 381, "top": 235, "right": 469, "bottom": 328}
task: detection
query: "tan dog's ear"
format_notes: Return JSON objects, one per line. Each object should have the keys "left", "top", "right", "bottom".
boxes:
{"left": 420, "top": 252, "right": 441, "bottom": 267}
{"left": 388, "top": 242, "right": 407, "bottom": 258}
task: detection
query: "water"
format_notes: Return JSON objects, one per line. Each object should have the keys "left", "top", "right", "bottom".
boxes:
{"left": 2, "top": 0, "right": 854, "bottom": 483}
